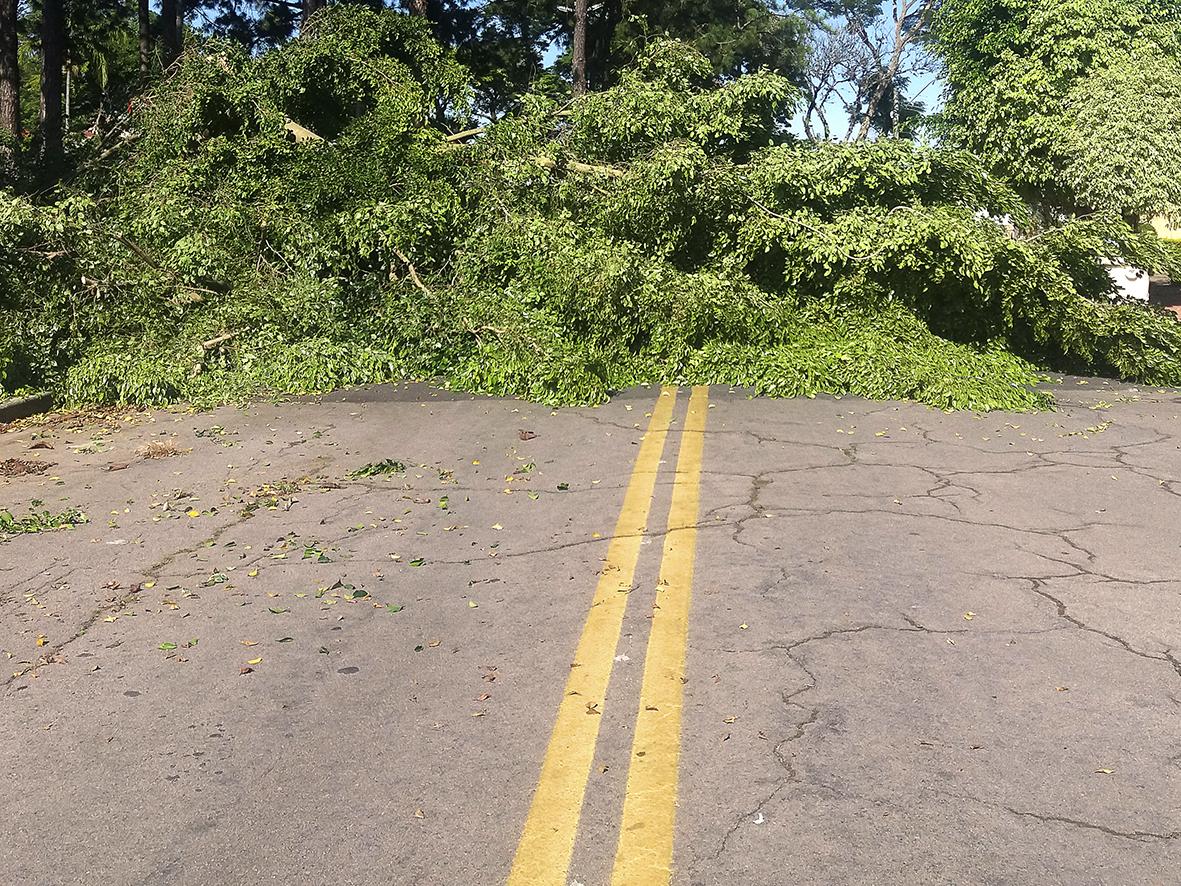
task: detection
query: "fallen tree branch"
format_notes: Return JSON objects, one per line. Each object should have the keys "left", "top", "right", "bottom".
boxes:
{"left": 107, "top": 231, "right": 225, "bottom": 301}
{"left": 437, "top": 103, "right": 574, "bottom": 144}
{"left": 94, "top": 133, "right": 142, "bottom": 164}
{"left": 444, "top": 126, "right": 486, "bottom": 142}
{"left": 532, "top": 155, "right": 625, "bottom": 178}
{"left": 111, "top": 232, "right": 162, "bottom": 269}
{"left": 200, "top": 331, "right": 238, "bottom": 351}
{"left": 284, "top": 120, "right": 322, "bottom": 142}
{"left": 393, "top": 248, "right": 430, "bottom": 294}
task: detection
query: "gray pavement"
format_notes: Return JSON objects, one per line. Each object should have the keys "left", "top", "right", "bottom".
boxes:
{"left": 1, "top": 380, "right": 1179, "bottom": 885}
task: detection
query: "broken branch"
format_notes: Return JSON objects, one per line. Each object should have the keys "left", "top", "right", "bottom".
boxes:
{"left": 532, "top": 155, "right": 625, "bottom": 178}
{"left": 393, "top": 248, "right": 431, "bottom": 294}
{"left": 200, "top": 331, "right": 238, "bottom": 351}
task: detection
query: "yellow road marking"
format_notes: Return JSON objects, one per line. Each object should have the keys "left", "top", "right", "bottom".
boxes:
{"left": 610, "top": 385, "right": 709, "bottom": 886}
{"left": 508, "top": 387, "right": 679, "bottom": 886}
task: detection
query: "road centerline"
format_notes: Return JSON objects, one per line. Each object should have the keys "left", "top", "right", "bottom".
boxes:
{"left": 610, "top": 385, "right": 709, "bottom": 886}
{"left": 507, "top": 387, "right": 679, "bottom": 886}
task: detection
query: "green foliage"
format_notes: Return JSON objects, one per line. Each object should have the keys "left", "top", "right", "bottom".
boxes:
{"left": 4, "top": 6, "right": 1181, "bottom": 414}
{"left": 0, "top": 507, "right": 89, "bottom": 537}
{"left": 565, "top": 41, "right": 795, "bottom": 162}
{"left": 1163, "top": 238, "right": 1181, "bottom": 280}
{"left": 348, "top": 459, "right": 407, "bottom": 477}
{"left": 602, "top": 0, "right": 811, "bottom": 84}
{"left": 932, "top": 0, "right": 1181, "bottom": 219}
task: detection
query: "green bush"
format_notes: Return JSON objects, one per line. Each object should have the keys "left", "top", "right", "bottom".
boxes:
{"left": 1162, "top": 238, "right": 1181, "bottom": 281}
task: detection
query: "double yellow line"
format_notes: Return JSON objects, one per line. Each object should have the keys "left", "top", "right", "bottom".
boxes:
{"left": 508, "top": 385, "right": 709, "bottom": 886}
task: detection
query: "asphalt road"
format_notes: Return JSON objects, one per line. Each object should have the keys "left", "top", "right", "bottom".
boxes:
{"left": 2, "top": 381, "right": 1179, "bottom": 885}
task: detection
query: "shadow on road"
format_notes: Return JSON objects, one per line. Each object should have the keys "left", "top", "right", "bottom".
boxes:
{"left": 1149, "top": 276, "right": 1181, "bottom": 319}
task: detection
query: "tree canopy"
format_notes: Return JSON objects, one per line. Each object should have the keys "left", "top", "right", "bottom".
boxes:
{"left": 2, "top": 2, "right": 1181, "bottom": 412}
{"left": 2, "top": 5, "right": 1179, "bottom": 412}
{"left": 932, "top": 0, "right": 1181, "bottom": 220}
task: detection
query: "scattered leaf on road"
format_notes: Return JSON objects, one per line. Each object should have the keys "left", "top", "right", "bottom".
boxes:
{"left": 348, "top": 459, "right": 406, "bottom": 478}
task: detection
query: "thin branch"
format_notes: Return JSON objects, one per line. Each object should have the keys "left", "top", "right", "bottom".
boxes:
{"left": 94, "top": 132, "right": 141, "bottom": 163}
{"left": 200, "top": 331, "right": 238, "bottom": 351}
{"left": 393, "top": 248, "right": 430, "bottom": 294}
{"left": 533, "top": 155, "right": 625, "bottom": 177}
{"left": 444, "top": 126, "right": 486, "bottom": 142}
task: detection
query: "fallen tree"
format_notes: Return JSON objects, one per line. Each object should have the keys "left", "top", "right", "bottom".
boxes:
{"left": 1, "top": 7, "right": 1178, "bottom": 410}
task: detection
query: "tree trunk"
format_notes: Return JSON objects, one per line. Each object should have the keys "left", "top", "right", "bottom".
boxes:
{"left": 853, "top": 0, "right": 934, "bottom": 142}
{"left": 302, "top": 0, "right": 326, "bottom": 27}
{"left": 160, "top": 0, "right": 179, "bottom": 65}
{"left": 854, "top": 65, "right": 897, "bottom": 142}
{"left": 0, "top": 0, "right": 19, "bottom": 145}
{"left": 138, "top": 0, "right": 151, "bottom": 77}
{"left": 572, "top": 0, "right": 588, "bottom": 97}
{"left": 409, "top": 0, "right": 428, "bottom": 16}
{"left": 586, "top": 0, "right": 620, "bottom": 90}
{"left": 891, "top": 80, "right": 900, "bottom": 135}
{"left": 802, "top": 92, "right": 818, "bottom": 141}
{"left": 40, "top": 0, "right": 65, "bottom": 162}
{"left": 521, "top": 10, "right": 533, "bottom": 81}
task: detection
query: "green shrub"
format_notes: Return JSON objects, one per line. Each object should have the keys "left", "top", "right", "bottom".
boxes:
{"left": 1162, "top": 238, "right": 1181, "bottom": 280}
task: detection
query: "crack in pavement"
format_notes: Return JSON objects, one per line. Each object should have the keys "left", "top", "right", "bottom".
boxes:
{"left": 1, "top": 579, "right": 143, "bottom": 695}
{"left": 1020, "top": 578, "right": 1181, "bottom": 680}
{"left": 697, "top": 621, "right": 931, "bottom": 872}
{"left": 1, "top": 508, "right": 261, "bottom": 696}
{"left": 694, "top": 601, "right": 1175, "bottom": 874}
{"left": 1002, "top": 806, "right": 1181, "bottom": 843}
{"left": 734, "top": 498, "right": 1118, "bottom": 566}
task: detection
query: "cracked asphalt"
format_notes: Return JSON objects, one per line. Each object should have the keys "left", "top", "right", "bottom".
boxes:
{"left": 2, "top": 380, "right": 1180, "bottom": 885}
